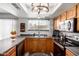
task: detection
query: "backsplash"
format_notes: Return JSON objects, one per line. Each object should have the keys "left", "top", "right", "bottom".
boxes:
{"left": 62, "top": 32, "right": 79, "bottom": 37}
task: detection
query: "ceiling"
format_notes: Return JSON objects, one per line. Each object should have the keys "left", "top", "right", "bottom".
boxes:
{"left": 17, "top": 3, "right": 77, "bottom": 19}
{"left": 0, "top": 8, "right": 8, "bottom": 13}
{"left": 18, "top": 3, "right": 59, "bottom": 19}
{"left": 0, "top": 3, "right": 77, "bottom": 19}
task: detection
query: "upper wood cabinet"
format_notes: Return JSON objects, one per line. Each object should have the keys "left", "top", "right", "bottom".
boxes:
{"left": 77, "top": 18, "right": 79, "bottom": 32}
{"left": 53, "top": 16, "right": 61, "bottom": 30}
{"left": 61, "top": 12, "right": 67, "bottom": 21}
{"left": 67, "top": 6, "right": 76, "bottom": 19}
{"left": 56, "top": 16, "right": 61, "bottom": 30}
{"left": 53, "top": 18, "right": 57, "bottom": 30}
{"left": 77, "top": 4, "right": 79, "bottom": 18}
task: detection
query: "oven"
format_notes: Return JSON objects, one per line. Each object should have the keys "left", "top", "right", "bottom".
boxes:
{"left": 65, "top": 37, "right": 79, "bottom": 47}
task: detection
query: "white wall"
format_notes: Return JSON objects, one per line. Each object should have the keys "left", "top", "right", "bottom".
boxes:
{"left": 50, "top": 19, "right": 53, "bottom": 36}
{"left": 0, "top": 19, "right": 18, "bottom": 40}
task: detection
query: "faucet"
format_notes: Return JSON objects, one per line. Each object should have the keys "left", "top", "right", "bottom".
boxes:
{"left": 33, "top": 33, "right": 35, "bottom": 36}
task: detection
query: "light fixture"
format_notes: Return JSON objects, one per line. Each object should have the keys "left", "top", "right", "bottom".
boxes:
{"left": 32, "top": 3, "right": 49, "bottom": 14}
{"left": 10, "top": 19, "right": 16, "bottom": 39}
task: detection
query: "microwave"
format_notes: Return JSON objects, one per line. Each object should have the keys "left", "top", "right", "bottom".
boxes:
{"left": 65, "top": 18, "right": 77, "bottom": 32}
{"left": 59, "top": 18, "right": 77, "bottom": 32}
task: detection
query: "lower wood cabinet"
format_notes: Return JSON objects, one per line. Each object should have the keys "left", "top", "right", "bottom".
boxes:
{"left": 53, "top": 43, "right": 65, "bottom": 56}
{"left": 4, "top": 46, "right": 16, "bottom": 56}
{"left": 77, "top": 18, "right": 79, "bottom": 32}
{"left": 46, "top": 39, "right": 53, "bottom": 54}
{"left": 65, "top": 49, "right": 75, "bottom": 56}
{"left": 24, "top": 38, "right": 30, "bottom": 52}
{"left": 24, "top": 38, "right": 53, "bottom": 54}
{"left": 16, "top": 41, "right": 24, "bottom": 56}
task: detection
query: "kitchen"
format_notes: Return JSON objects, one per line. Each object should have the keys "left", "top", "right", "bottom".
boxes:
{"left": 0, "top": 3, "right": 79, "bottom": 56}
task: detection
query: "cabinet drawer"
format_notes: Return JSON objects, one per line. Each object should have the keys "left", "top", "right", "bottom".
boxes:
{"left": 4, "top": 46, "right": 16, "bottom": 56}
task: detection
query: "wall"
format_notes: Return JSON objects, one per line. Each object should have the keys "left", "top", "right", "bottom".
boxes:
{"left": 50, "top": 19, "right": 53, "bottom": 36}
{"left": 0, "top": 18, "right": 18, "bottom": 40}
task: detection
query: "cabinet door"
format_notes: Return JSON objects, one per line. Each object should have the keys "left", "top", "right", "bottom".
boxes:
{"left": 46, "top": 38, "right": 52, "bottom": 54}
{"left": 77, "top": 4, "right": 79, "bottom": 18}
{"left": 24, "top": 39, "right": 30, "bottom": 52}
{"left": 77, "top": 18, "right": 79, "bottom": 32}
{"left": 66, "top": 49, "right": 74, "bottom": 56}
{"left": 30, "top": 39, "right": 38, "bottom": 53}
{"left": 38, "top": 39, "right": 46, "bottom": 53}
{"left": 53, "top": 19, "right": 57, "bottom": 30}
{"left": 67, "top": 6, "right": 76, "bottom": 19}
{"left": 16, "top": 41, "right": 24, "bottom": 56}
{"left": 4, "top": 46, "right": 16, "bottom": 56}
{"left": 61, "top": 12, "right": 66, "bottom": 21}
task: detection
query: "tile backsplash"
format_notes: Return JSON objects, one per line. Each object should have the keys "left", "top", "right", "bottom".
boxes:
{"left": 62, "top": 32, "right": 79, "bottom": 37}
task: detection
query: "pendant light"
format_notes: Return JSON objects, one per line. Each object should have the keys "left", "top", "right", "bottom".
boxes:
{"left": 10, "top": 19, "right": 16, "bottom": 39}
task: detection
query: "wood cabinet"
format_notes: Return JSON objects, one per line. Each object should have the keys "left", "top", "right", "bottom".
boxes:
{"left": 77, "top": 18, "right": 79, "bottom": 32}
{"left": 77, "top": 4, "right": 79, "bottom": 32}
{"left": 37, "top": 38, "right": 46, "bottom": 52}
{"left": 53, "top": 19, "right": 57, "bottom": 30}
{"left": 66, "top": 49, "right": 75, "bottom": 56}
{"left": 4, "top": 46, "right": 16, "bottom": 56}
{"left": 53, "top": 16, "right": 61, "bottom": 30}
{"left": 24, "top": 37, "right": 53, "bottom": 54}
{"left": 29, "top": 38, "right": 38, "bottom": 53}
{"left": 77, "top": 4, "right": 79, "bottom": 18}
{"left": 16, "top": 41, "right": 24, "bottom": 56}
{"left": 53, "top": 41, "right": 65, "bottom": 56}
{"left": 61, "top": 12, "right": 67, "bottom": 21}
{"left": 46, "top": 38, "right": 53, "bottom": 54}
{"left": 67, "top": 6, "right": 76, "bottom": 19}
{"left": 24, "top": 38, "right": 30, "bottom": 52}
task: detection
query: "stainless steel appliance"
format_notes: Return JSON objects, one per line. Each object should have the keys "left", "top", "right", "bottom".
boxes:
{"left": 65, "top": 36, "right": 79, "bottom": 47}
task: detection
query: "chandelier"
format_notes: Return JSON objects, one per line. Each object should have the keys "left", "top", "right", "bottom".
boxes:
{"left": 32, "top": 3, "right": 49, "bottom": 14}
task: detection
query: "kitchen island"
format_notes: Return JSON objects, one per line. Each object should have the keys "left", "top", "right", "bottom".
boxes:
{"left": 24, "top": 36, "right": 53, "bottom": 55}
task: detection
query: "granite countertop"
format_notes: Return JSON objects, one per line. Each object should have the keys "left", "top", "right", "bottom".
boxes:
{"left": 66, "top": 47, "right": 79, "bottom": 56}
{"left": 0, "top": 36, "right": 26, "bottom": 54}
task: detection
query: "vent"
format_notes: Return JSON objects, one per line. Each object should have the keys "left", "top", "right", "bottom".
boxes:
{"left": 12, "top": 3, "right": 20, "bottom": 9}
